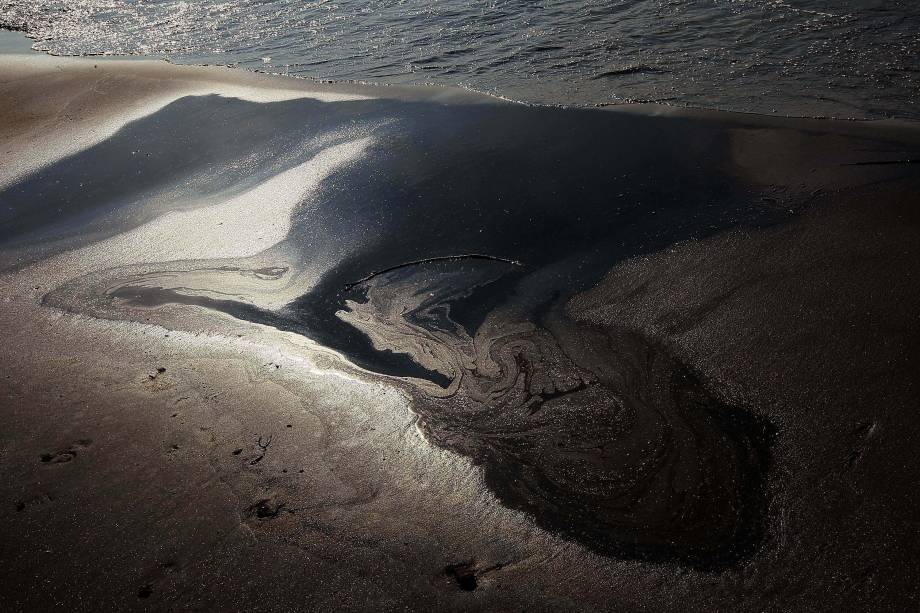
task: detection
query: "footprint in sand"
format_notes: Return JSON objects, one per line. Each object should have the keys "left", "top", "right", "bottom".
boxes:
{"left": 39, "top": 438, "right": 93, "bottom": 464}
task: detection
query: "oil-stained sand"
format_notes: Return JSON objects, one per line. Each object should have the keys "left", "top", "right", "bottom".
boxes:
{"left": 104, "top": 259, "right": 774, "bottom": 569}
{"left": 2, "top": 54, "right": 920, "bottom": 611}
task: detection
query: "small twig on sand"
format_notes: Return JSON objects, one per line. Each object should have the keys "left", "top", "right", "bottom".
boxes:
{"left": 249, "top": 434, "right": 273, "bottom": 465}
{"left": 843, "top": 159, "right": 918, "bottom": 166}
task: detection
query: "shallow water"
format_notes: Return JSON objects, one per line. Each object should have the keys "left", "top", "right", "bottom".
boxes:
{"left": 2, "top": 0, "right": 919, "bottom": 119}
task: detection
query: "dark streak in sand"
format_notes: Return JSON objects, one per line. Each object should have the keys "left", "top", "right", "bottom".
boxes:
{"left": 843, "top": 159, "right": 918, "bottom": 166}
{"left": 342, "top": 253, "right": 524, "bottom": 290}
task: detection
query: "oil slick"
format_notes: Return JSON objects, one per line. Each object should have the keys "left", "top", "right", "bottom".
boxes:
{"left": 16, "top": 75, "right": 920, "bottom": 578}
{"left": 338, "top": 259, "right": 774, "bottom": 569}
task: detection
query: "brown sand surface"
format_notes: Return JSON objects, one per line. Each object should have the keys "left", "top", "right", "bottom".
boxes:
{"left": 1, "top": 54, "right": 919, "bottom": 611}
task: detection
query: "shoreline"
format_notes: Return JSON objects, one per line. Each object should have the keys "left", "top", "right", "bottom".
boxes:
{"left": 4, "top": 28, "right": 920, "bottom": 126}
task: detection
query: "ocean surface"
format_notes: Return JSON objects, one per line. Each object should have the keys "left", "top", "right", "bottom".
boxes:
{"left": 1, "top": 0, "right": 918, "bottom": 120}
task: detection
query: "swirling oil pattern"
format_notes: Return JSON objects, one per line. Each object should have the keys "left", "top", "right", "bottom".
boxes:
{"left": 336, "top": 260, "right": 775, "bottom": 568}
{"left": 23, "top": 93, "right": 919, "bottom": 569}
{"left": 2, "top": 1, "right": 920, "bottom": 120}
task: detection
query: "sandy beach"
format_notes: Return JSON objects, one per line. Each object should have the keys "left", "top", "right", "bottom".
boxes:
{"left": 1, "top": 46, "right": 919, "bottom": 612}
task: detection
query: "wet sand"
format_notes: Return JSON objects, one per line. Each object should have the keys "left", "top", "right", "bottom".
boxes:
{"left": 1, "top": 51, "right": 919, "bottom": 611}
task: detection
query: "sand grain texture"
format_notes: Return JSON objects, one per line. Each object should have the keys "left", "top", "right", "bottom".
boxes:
{"left": 1, "top": 54, "right": 919, "bottom": 611}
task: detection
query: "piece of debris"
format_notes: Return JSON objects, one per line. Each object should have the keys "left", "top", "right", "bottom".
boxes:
{"left": 249, "top": 435, "right": 273, "bottom": 465}
{"left": 445, "top": 561, "right": 478, "bottom": 591}
{"left": 247, "top": 498, "right": 285, "bottom": 519}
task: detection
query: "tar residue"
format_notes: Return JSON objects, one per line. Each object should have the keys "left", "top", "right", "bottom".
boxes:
{"left": 335, "top": 260, "right": 775, "bottom": 570}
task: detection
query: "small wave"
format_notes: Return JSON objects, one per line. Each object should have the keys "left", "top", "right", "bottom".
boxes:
{"left": 590, "top": 65, "right": 669, "bottom": 79}
{"left": 2, "top": 1, "right": 919, "bottom": 120}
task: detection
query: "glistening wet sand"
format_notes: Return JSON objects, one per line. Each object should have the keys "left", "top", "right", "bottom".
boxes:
{"left": 1, "top": 53, "right": 919, "bottom": 610}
